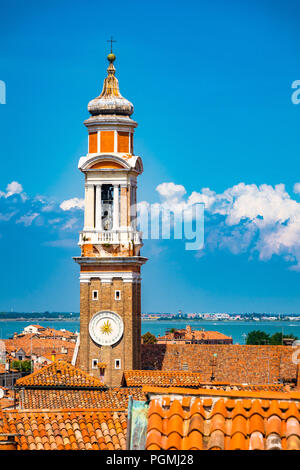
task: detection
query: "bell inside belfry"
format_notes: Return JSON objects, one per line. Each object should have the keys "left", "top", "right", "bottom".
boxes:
{"left": 101, "top": 184, "right": 113, "bottom": 230}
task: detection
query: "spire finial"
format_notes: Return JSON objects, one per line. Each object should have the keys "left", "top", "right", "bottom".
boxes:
{"left": 107, "top": 36, "right": 116, "bottom": 63}
{"left": 87, "top": 37, "right": 134, "bottom": 116}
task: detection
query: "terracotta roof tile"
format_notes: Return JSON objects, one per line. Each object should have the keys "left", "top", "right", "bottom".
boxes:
{"left": 249, "top": 413, "right": 265, "bottom": 435}
{"left": 286, "top": 434, "right": 300, "bottom": 450}
{"left": 229, "top": 432, "right": 246, "bottom": 450}
{"left": 208, "top": 429, "right": 224, "bottom": 450}
{"left": 16, "top": 360, "right": 105, "bottom": 389}
{"left": 210, "top": 413, "right": 226, "bottom": 433}
{"left": 0, "top": 409, "right": 127, "bottom": 450}
{"left": 18, "top": 386, "right": 146, "bottom": 410}
{"left": 141, "top": 344, "right": 298, "bottom": 385}
{"left": 183, "top": 428, "right": 203, "bottom": 450}
{"left": 123, "top": 370, "right": 203, "bottom": 388}
{"left": 285, "top": 402, "right": 300, "bottom": 420}
{"left": 249, "top": 431, "right": 264, "bottom": 450}
{"left": 148, "top": 413, "right": 163, "bottom": 434}
{"left": 286, "top": 417, "right": 300, "bottom": 438}
{"left": 146, "top": 428, "right": 162, "bottom": 450}
{"left": 232, "top": 415, "right": 247, "bottom": 437}
{"left": 144, "top": 390, "right": 300, "bottom": 450}
{"left": 4, "top": 335, "right": 75, "bottom": 362}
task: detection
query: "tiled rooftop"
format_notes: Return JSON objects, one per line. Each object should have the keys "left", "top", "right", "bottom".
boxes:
{"left": 123, "top": 370, "right": 291, "bottom": 392}
{"left": 123, "top": 370, "right": 203, "bottom": 388}
{"left": 0, "top": 409, "right": 127, "bottom": 450}
{"left": 145, "top": 392, "right": 300, "bottom": 450}
{"left": 4, "top": 335, "right": 75, "bottom": 362}
{"left": 19, "top": 387, "right": 147, "bottom": 410}
{"left": 141, "top": 344, "right": 297, "bottom": 384}
{"left": 21, "top": 325, "right": 76, "bottom": 340}
{"left": 0, "top": 388, "right": 15, "bottom": 410}
{"left": 144, "top": 385, "right": 300, "bottom": 402}
{"left": 16, "top": 360, "right": 105, "bottom": 389}
{"left": 158, "top": 327, "right": 232, "bottom": 342}
{"left": 194, "top": 383, "right": 290, "bottom": 393}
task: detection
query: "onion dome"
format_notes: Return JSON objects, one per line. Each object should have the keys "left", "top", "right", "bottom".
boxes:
{"left": 88, "top": 53, "right": 134, "bottom": 116}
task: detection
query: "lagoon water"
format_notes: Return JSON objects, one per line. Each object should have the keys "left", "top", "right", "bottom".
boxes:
{"left": 1, "top": 319, "right": 300, "bottom": 344}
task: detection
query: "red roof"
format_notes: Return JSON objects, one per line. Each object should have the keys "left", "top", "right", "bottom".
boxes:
{"left": 16, "top": 359, "right": 104, "bottom": 389}
{"left": 19, "top": 387, "right": 146, "bottom": 410}
{"left": 145, "top": 390, "right": 300, "bottom": 450}
{"left": 0, "top": 409, "right": 127, "bottom": 450}
{"left": 4, "top": 335, "right": 75, "bottom": 362}
{"left": 123, "top": 370, "right": 202, "bottom": 387}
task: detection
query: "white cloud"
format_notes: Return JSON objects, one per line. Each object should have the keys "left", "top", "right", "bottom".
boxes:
{"left": 61, "top": 217, "right": 79, "bottom": 230}
{"left": 147, "top": 181, "right": 300, "bottom": 271}
{"left": 293, "top": 183, "right": 300, "bottom": 194}
{"left": 0, "top": 181, "right": 27, "bottom": 201}
{"left": 156, "top": 182, "right": 186, "bottom": 201}
{"left": 6, "top": 181, "right": 23, "bottom": 197}
{"left": 4, "top": 178, "right": 300, "bottom": 272}
{"left": 0, "top": 211, "right": 18, "bottom": 221}
{"left": 60, "top": 198, "right": 84, "bottom": 211}
{"left": 16, "top": 212, "right": 39, "bottom": 227}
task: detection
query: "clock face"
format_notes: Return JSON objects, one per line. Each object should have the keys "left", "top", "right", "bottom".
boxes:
{"left": 89, "top": 311, "right": 124, "bottom": 346}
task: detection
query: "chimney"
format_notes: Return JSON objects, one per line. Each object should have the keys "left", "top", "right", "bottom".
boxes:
{"left": 51, "top": 350, "right": 56, "bottom": 362}
{"left": 0, "top": 434, "right": 18, "bottom": 450}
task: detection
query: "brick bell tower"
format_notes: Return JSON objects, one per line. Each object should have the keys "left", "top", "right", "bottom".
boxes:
{"left": 74, "top": 49, "right": 147, "bottom": 387}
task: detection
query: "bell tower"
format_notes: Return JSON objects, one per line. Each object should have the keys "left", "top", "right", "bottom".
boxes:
{"left": 74, "top": 50, "right": 147, "bottom": 387}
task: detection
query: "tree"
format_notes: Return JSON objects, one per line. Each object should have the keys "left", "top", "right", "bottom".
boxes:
{"left": 10, "top": 360, "right": 32, "bottom": 372}
{"left": 246, "top": 330, "right": 270, "bottom": 345}
{"left": 269, "top": 332, "right": 298, "bottom": 345}
{"left": 142, "top": 332, "right": 157, "bottom": 344}
{"left": 168, "top": 328, "right": 177, "bottom": 333}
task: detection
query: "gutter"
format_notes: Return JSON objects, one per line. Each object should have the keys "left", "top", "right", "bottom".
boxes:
{"left": 126, "top": 396, "right": 149, "bottom": 450}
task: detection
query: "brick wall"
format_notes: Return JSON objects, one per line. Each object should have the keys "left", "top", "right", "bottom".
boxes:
{"left": 79, "top": 277, "right": 141, "bottom": 387}
{"left": 141, "top": 344, "right": 297, "bottom": 384}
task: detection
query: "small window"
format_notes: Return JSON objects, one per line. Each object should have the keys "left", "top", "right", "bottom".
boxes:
{"left": 115, "top": 290, "right": 121, "bottom": 300}
{"left": 115, "top": 359, "right": 121, "bottom": 369}
{"left": 92, "top": 290, "right": 98, "bottom": 300}
{"left": 92, "top": 359, "right": 98, "bottom": 369}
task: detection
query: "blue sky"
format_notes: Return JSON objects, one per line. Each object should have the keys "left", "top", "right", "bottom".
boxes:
{"left": 1, "top": 0, "right": 300, "bottom": 313}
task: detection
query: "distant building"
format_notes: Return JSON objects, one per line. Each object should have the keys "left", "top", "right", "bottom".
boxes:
{"left": 157, "top": 325, "right": 233, "bottom": 345}
{"left": 0, "top": 363, "right": 22, "bottom": 388}
{"left": 3, "top": 328, "right": 76, "bottom": 368}
{"left": 22, "top": 325, "right": 45, "bottom": 335}
{"left": 21, "top": 325, "right": 77, "bottom": 342}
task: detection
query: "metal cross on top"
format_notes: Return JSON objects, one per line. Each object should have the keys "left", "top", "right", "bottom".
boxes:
{"left": 107, "top": 36, "right": 116, "bottom": 53}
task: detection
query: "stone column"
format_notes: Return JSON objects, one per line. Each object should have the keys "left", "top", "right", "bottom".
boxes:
{"left": 95, "top": 184, "right": 102, "bottom": 230}
{"left": 84, "top": 184, "right": 95, "bottom": 230}
{"left": 120, "top": 185, "right": 128, "bottom": 228}
{"left": 127, "top": 184, "right": 132, "bottom": 227}
{"left": 112, "top": 184, "right": 119, "bottom": 230}
{"left": 131, "top": 184, "right": 137, "bottom": 230}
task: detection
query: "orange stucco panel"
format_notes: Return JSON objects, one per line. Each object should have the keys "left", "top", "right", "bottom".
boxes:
{"left": 117, "top": 132, "right": 129, "bottom": 153}
{"left": 130, "top": 133, "right": 134, "bottom": 154}
{"left": 89, "top": 133, "right": 98, "bottom": 153}
{"left": 90, "top": 161, "right": 124, "bottom": 170}
{"left": 100, "top": 131, "right": 114, "bottom": 153}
